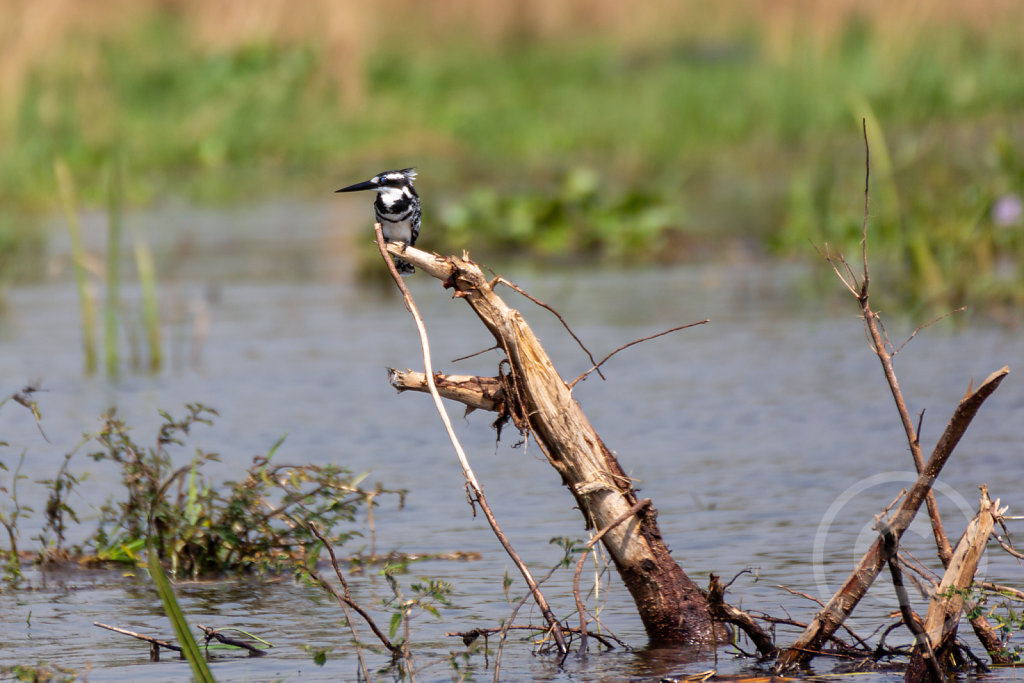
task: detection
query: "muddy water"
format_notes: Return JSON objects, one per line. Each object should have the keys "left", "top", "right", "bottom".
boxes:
{"left": 0, "top": 202, "right": 1021, "bottom": 681}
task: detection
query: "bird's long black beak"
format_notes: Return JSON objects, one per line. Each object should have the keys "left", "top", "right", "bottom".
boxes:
{"left": 335, "top": 179, "right": 377, "bottom": 193}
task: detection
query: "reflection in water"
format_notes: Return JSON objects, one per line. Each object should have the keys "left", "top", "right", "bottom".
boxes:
{"left": 0, "top": 203, "right": 1020, "bottom": 681}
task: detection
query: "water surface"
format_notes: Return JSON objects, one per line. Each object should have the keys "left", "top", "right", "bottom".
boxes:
{"left": 0, "top": 202, "right": 1021, "bottom": 681}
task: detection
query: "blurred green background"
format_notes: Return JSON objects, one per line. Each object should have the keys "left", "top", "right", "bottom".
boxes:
{"left": 2, "top": 0, "right": 1022, "bottom": 319}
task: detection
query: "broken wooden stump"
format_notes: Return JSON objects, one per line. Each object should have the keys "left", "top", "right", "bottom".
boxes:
{"left": 905, "top": 487, "right": 1006, "bottom": 683}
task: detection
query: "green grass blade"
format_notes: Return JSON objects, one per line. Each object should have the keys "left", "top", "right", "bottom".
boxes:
{"left": 131, "top": 223, "right": 162, "bottom": 372}
{"left": 104, "top": 156, "right": 123, "bottom": 381}
{"left": 54, "top": 159, "right": 98, "bottom": 375}
{"left": 185, "top": 452, "right": 200, "bottom": 527}
{"left": 147, "top": 542, "right": 217, "bottom": 683}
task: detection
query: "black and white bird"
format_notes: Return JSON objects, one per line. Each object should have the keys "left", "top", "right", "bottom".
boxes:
{"left": 336, "top": 168, "right": 421, "bottom": 274}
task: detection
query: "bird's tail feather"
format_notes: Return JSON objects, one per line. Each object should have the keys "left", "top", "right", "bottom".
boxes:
{"left": 394, "top": 258, "right": 415, "bottom": 275}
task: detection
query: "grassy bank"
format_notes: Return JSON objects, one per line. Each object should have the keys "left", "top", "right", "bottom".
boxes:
{"left": 1, "top": 1, "right": 1022, "bottom": 315}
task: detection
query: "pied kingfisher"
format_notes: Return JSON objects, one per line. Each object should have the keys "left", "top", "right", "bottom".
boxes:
{"left": 336, "top": 168, "right": 421, "bottom": 274}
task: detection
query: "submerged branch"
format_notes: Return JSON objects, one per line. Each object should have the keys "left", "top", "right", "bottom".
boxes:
{"left": 707, "top": 574, "right": 778, "bottom": 658}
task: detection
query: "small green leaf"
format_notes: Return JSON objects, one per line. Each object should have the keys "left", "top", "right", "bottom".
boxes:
{"left": 389, "top": 612, "right": 402, "bottom": 639}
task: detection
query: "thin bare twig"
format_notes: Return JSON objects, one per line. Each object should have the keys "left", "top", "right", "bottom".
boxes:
{"left": 723, "top": 568, "right": 756, "bottom": 591}
{"left": 847, "top": 121, "right": 953, "bottom": 565}
{"left": 893, "top": 307, "right": 967, "bottom": 357}
{"left": 93, "top": 621, "right": 182, "bottom": 653}
{"left": 494, "top": 580, "right": 534, "bottom": 682}
{"left": 573, "top": 498, "right": 651, "bottom": 652}
{"left": 496, "top": 276, "right": 605, "bottom": 381}
{"left": 814, "top": 242, "right": 859, "bottom": 296}
{"left": 880, "top": 524, "right": 943, "bottom": 681}
{"left": 451, "top": 345, "right": 500, "bottom": 363}
{"left": 375, "top": 226, "right": 568, "bottom": 655}
{"left": 980, "top": 582, "right": 1024, "bottom": 602}
{"left": 568, "top": 320, "right": 709, "bottom": 389}
{"left": 860, "top": 118, "right": 870, "bottom": 289}
{"left": 776, "top": 584, "right": 825, "bottom": 608}
{"left": 304, "top": 522, "right": 398, "bottom": 667}
{"left": 773, "top": 585, "right": 872, "bottom": 650}
{"left": 995, "top": 536, "right": 1024, "bottom": 560}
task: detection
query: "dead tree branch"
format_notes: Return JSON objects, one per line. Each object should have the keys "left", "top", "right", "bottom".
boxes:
{"left": 197, "top": 625, "right": 268, "bottom": 657}
{"left": 776, "top": 366, "right": 1009, "bottom": 672}
{"left": 374, "top": 226, "right": 567, "bottom": 654}
{"left": 94, "top": 621, "right": 182, "bottom": 659}
{"left": 879, "top": 523, "right": 943, "bottom": 681}
{"left": 383, "top": 238, "right": 723, "bottom": 644}
{"left": 777, "top": 122, "right": 1011, "bottom": 672}
{"left": 388, "top": 369, "right": 505, "bottom": 413}
{"left": 776, "top": 371, "right": 1010, "bottom": 671}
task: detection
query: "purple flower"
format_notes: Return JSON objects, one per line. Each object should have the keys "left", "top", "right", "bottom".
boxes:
{"left": 992, "top": 193, "right": 1023, "bottom": 227}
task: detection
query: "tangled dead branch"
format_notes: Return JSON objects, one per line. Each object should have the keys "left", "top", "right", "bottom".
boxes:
{"left": 775, "top": 121, "right": 1012, "bottom": 676}
{"left": 381, "top": 239, "right": 723, "bottom": 644}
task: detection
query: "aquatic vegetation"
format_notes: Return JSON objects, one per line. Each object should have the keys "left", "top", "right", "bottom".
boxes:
{"left": 437, "top": 167, "right": 680, "bottom": 261}
{"left": 55, "top": 157, "right": 165, "bottom": 377}
{"left": 1, "top": 2, "right": 1023, "bottom": 318}
{"left": 0, "top": 662, "right": 78, "bottom": 682}
{"left": 54, "top": 160, "right": 98, "bottom": 375}
{"left": 83, "top": 403, "right": 405, "bottom": 576}
{"left": 778, "top": 115, "right": 1024, "bottom": 319}
{"left": 0, "top": 385, "right": 49, "bottom": 586}
{"left": 0, "top": 395, "right": 405, "bottom": 578}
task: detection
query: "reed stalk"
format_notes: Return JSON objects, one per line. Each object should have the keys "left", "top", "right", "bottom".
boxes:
{"left": 54, "top": 159, "right": 98, "bottom": 375}
{"left": 131, "top": 224, "right": 162, "bottom": 373}
{"left": 104, "top": 156, "right": 123, "bottom": 381}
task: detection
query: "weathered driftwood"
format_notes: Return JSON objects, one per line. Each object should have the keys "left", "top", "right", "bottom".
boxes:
{"left": 386, "top": 242, "right": 722, "bottom": 644}
{"left": 905, "top": 487, "right": 1005, "bottom": 683}
{"left": 775, "top": 366, "right": 1010, "bottom": 671}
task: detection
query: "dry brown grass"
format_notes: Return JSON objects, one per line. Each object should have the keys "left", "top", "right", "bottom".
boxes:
{"left": 3, "top": 0, "right": 1021, "bottom": 107}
